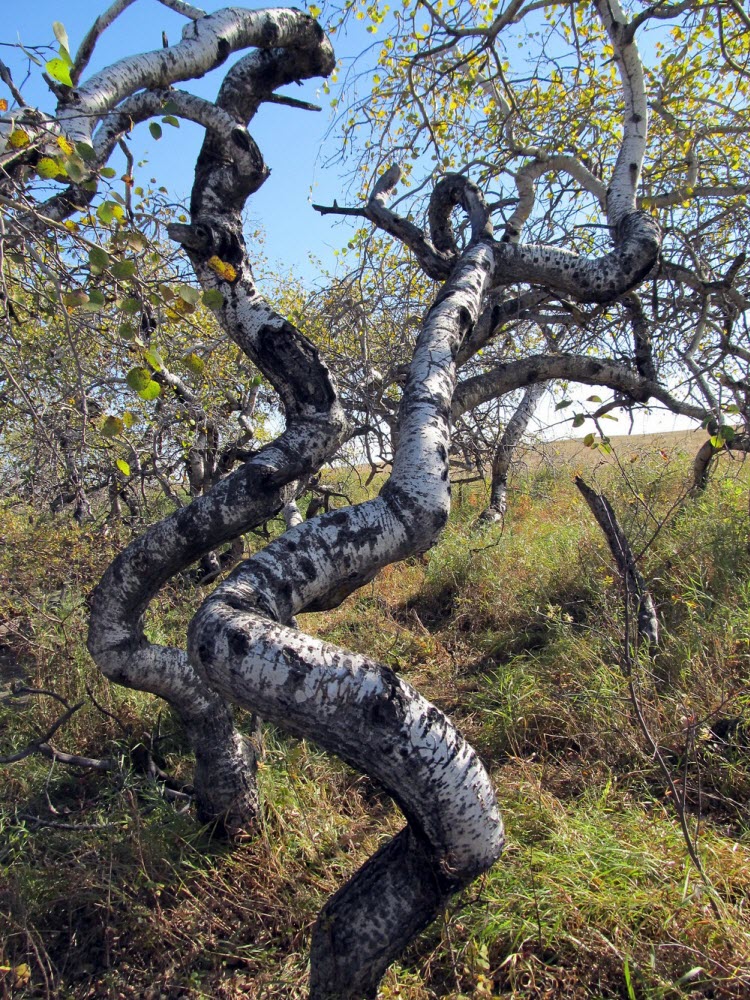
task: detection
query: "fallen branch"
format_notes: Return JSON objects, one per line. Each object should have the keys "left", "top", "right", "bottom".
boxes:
{"left": 575, "top": 476, "right": 659, "bottom": 650}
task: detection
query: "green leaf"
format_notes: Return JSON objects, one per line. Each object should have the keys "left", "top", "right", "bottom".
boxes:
{"left": 111, "top": 259, "right": 136, "bottom": 280}
{"left": 161, "top": 115, "right": 180, "bottom": 127}
{"left": 125, "top": 367, "right": 153, "bottom": 392}
{"left": 122, "top": 411, "right": 136, "bottom": 429}
{"left": 88, "top": 246, "right": 110, "bottom": 272}
{"left": 100, "top": 166, "right": 117, "bottom": 179}
{"left": 36, "top": 157, "right": 65, "bottom": 180}
{"left": 250, "top": 374, "right": 263, "bottom": 387}
{"left": 586, "top": 394, "right": 602, "bottom": 403}
{"left": 75, "top": 142, "right": 97, "bottom": 163}
{"left": 721, "top": 425, "right": 736, "bottom": 443}
{"left": 120, "top": 296, "right": 141, "bottom": 314}
{"left": 116, "top": 458, "right": 131, "bottom": 477}
{"left": 182, "top": 352, "right": 205, "bottom": 376}
{"left": 583, "top": 433, "right": 596, "bottom": 447}
{"left": 52, "top": 21, "right": 71, "bottom": 58}
{"left": 555, "top": 400, "right": 572, "bottom": 410}
{"left": 102, "top": 415, "right": 124, "bottom": 437}
{"left": 138, "top": 380, "right": 161, "bottom": 401}
{"left": 202, "top": 288, "right": 224, "bottom": 310}
{"left": 143, "top": 348, "right": 164, "bottom": 372}
{"left": 96, "top": 201, "right": 115, "bottom": 225}
{"left": 149, "top": 122, "right": 163, "bottom": 141}
{"left": 63, "top": 155, "right": 86, "bottom": 183}
{"left": 119, "top": 323, "right": 136, "bottom": 340}
{"left": 124, "top": 230, "right": 148, "bottom": 251}
{"left": 572, "top": 413, "right": 585, "bottom": 428}
{"left": 176, "top": 284, "right": 200, "bottom": 305}
{"left": 83, "top": 288, "right": 105, "bottom": 311}
{"left": 62, "top": 289, "right": 89, "bottom": 307}
{"left": 45, "top": 58, "right": 73, "bottom": 88}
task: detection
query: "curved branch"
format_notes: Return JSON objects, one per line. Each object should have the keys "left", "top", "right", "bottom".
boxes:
{"left": 491, "top": 210, "right": 661, "bottom": 302}
{"left": 86, "top": 9, "right": 342, "bottom": 832}
{"left": 71, "top": 0, "right": 138, "bottom": 86}
{"left": 502, "top": 155, "right": 607, "bottom": 243}
{"left": 453, "top": 352, "right": 708, "bottom": 421}
{"left": 362, "top": 164, "right": 454, "bottom": 280}
{"left": 59, "top": 8, "right": 330, "bottom": 145}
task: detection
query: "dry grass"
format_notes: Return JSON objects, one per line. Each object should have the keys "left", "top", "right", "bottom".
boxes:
{"left": 1, "top": 437, "right": 750, "bottom": 998}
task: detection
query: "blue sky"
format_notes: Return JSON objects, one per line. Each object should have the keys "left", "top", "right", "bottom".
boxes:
{"left": 2, "top": 1, "right": 363, "bottom": 282}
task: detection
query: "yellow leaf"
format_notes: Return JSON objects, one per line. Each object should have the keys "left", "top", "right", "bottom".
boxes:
{"left": 0, "top": 99, "right": 7, "bottom": 111}
{"left": 12, "top": 964, "right": 31, "bottom": 987}
{"left": 36, "top": 156, "right": 65, "bottom": 179}
{"left": 7, "top": 128, "right": 30, "bottom": 149}
{"left": 207, "top": 256, "right": 237, "bottom": 282}
{"left": 57, "top": 135, "right": 74, "bottom": 155}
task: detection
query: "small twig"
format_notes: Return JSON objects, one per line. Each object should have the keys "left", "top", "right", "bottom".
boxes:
{"left": 37, "top": 744, "right": 116, "bottom": 770}
{"left": 0, "top": 58, "right": 27, "bottom": 107}
{"left": 155, "top": 0, "right": 206, "bottom": 18}
{"left": 0, "top": 701, "right": 83, "bottom": 763}
{"left": 265, "top": 93, "right": 322, "bottom": 112}
{"left": 312, "top": 201, "right": 369, "bottom": 218}
{"left": 16, "top": 813, "right": 122, "bottom": 831}
{"left": 85, "top": 682, "right": 129, "bottom": 735}
{"left": 10, "top": 684, "right": 70, "bottom": 709}
{"left": 622, "top": 581, "right": 723, "bottom": 921}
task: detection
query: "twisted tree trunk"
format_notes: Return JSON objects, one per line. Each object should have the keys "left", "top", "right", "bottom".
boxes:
{"left": 189, "top": 221, "right": 505, "bottom": 999}
{"left": 87, "top": 8, "right": 344, "bottom": 833}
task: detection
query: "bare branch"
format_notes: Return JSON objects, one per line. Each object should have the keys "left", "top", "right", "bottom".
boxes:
{"left": 71, "top": 0, "right": 139, "bottom": 86}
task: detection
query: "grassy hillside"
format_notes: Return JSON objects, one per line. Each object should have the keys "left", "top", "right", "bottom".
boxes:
{"left": 1, "top": 435, "right": 749, "bottom": 998}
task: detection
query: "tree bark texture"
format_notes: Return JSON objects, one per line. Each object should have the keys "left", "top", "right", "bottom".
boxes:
{"left": 188, "top": 232, "right": 505, "bottom": 998}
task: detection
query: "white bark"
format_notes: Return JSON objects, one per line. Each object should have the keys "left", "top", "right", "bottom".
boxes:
{"left": 594, "top": 0, "right": 649, "bottom": 226}
{"left": 58, "top": 8, "right": 331, "bottom": 146}
{"left": 83, "top": 6, "right": 341, "bottom": 835}
{"left": 479, "top": 382, "right": 545, "bottom": 523}
{"left": 503, "top": 155, "right": 607, "bottom": 243}
{"left": 453, "top": 353, "right": 709, "bottom": 422}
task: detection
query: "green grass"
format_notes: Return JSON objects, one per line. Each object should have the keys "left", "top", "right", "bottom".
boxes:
{"left": 1, "top": 444, "right": 750, "bottom": 997}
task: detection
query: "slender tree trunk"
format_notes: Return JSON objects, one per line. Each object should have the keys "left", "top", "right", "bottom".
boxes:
{"left": 479, "top": 383, "right": 545, "bottom": 524}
